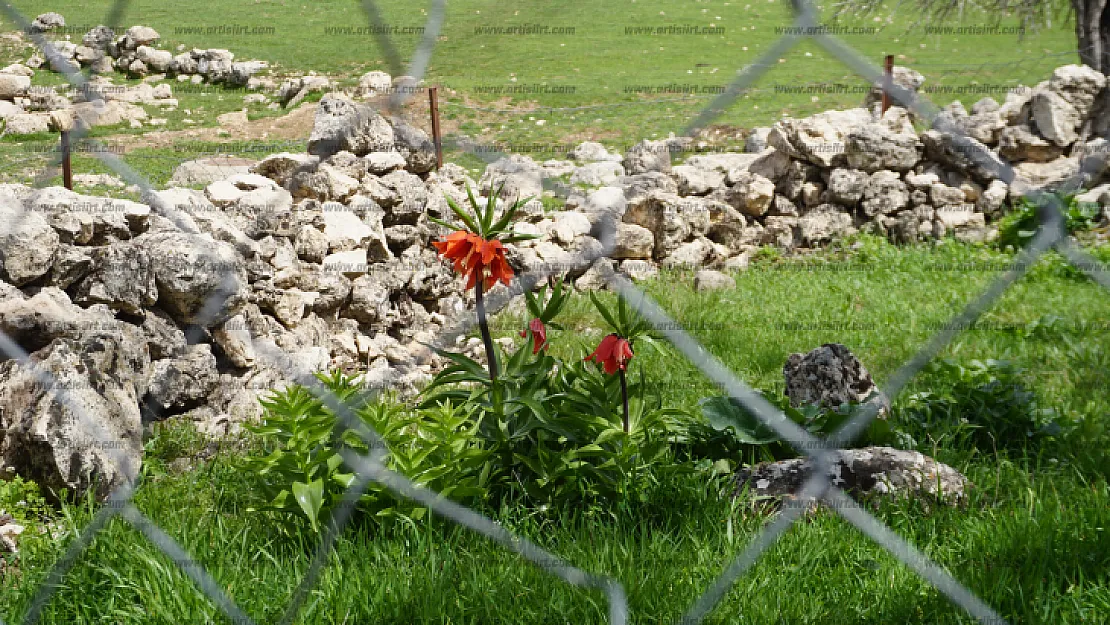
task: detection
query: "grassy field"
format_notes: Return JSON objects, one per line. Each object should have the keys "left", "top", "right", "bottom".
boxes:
{"left": 0, "top": 0, "right": 1081, "bottom": 158}
{"left": 1, "top": 2, "right": 1108, "bottom": 623}
{"left": 2, "top": 236, "right": 1109, "bottom": 625}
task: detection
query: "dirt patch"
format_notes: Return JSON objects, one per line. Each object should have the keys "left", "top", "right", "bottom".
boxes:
{"left": 109, "top": 102, "right": 320, "bottom": 152}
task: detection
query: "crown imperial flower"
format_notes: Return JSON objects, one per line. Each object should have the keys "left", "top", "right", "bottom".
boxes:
{"left": 584, "top": 333, "right": 634, "bottom": 375}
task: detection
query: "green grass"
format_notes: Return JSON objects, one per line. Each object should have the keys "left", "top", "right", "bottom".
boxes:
{"left": 2, "top": 237, "right": 1109, "bottom": 624}
{"left": 1, "top": 0, "right": 1081, "bottom": 154}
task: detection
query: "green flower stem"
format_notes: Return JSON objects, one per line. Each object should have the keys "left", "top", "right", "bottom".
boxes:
{"left": 619, "top": 368, "right": 630, "bottom": 434}
{"left": 474, "top": 278, "right": 499, "bottom": 382}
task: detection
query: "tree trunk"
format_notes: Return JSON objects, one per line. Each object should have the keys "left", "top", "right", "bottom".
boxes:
{"left": 1075, "top": 0, "right": 1110, "bottom": 73}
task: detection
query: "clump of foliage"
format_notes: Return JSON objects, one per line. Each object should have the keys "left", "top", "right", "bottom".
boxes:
{"left": 242, "top": 186, "right": 690, "bottom": 532}
{"left": 242, "top": 374, "right": 491, "bottom": 533}
{"left": 896, "top": 359, "right": 1071, "bottom": 453}
{"left": 690, "top": 390, "right": 905, "bottom": 466}
{"left": 996, "top": 194, "right": 1101, "bottom": 251}
{"left": 0, "top": 476, "right": 52, "bottom": 525}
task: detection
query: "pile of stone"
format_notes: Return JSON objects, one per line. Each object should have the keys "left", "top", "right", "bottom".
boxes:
{"left": 4, "top": 62, "right": 1110, "bottom": 504}
{"left": 23, "top": 13, "right": 268, "bottom": 87}
{"left": 0, "top": 93, "right": 462, "bottom": 500}
{"left": 0, "top": 61, "right": 174, "bottom": 135}
{"left": 484, "top": 64, "right": 1110, "bottom": 283}
{"left": 733, "top": 343, "right": 971, "bottom": 508}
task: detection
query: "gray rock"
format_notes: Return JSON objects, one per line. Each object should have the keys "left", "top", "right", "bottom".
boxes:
{"left": 671, "top": 165, "right": 725, "bottom": 196}
{"left": 1032, "top": 89, "right": 1082, "bottom": 148}
{"left": 845, "top": 124, "right": 920, "bottom": 172}
{"left": 3, "top": 112, "right": 50, "bottom": 134}
{"left": 623, "top": 139, "right": 671, "bottom": 175}
{"left": 784, "top": 343, "right": 886, "bottom": 411}
{"left": 726, "top": 171, "right": 776, "bottom": 217}
{"left": 251, "top": 152, "right": 319, "bottom": 188}
{"left": 571, "top": 161, "right": 625, "bottom": 187}
{"left": 135, "top": 231, "right": 249, "bottom": 326}
{"left": 733, "top": 446, "right": 971, "bottom": 506}
{"left": 82, "top": 25, "right": 115, "bottom": 50}
{"left": 72, "top": 243, "right": 158, "bottom": 314}
{"left": 694, "top": 269, "right": 735, "bottom": 291}
{"left": 346, "top": 275, "right": 391, "bottom": 324}
{"left": 0, "top": 322, "right": 148, "bottom": 502}
{"left": 826, "top": 168, "right": 869, "bottom": 206}
{"left": 797, "top": 206, "right": 855, "bottom": 245}
{"left": 308, "top": 94, "right": 395, "bottom": 159}
{"left": 612, "top": 223, "right": 655, "bottom": 259}
{"left": 0, "top": 74, "right": 31, "bottom": 100}
{"left": 0, "top": 201, "right": 59, "bottom": 285}
{"left": 863, "top": 65, "right": 925, "bottom": 113}
{"left": 767, "top": 108, "right": 872, "bottom": 167}
{"left": 122, "top": 26, "right": 160, "bottom": 49}
{"left": 390, "top": 117, "right": 437, "bottom": 174}
{"left": 569, "top": 141, "right": 621, "bottom": 163}
{"left": 997, "top": 125, "right": 1064, "bottom": 163}
{"left": 30, "top": 12, "right": 65, "bottom": 33}
{"left": 921, "top": 130, "right": 1007, "bottom": 184}
{"left": 170, "top": 157, "right": 255, "bottom": 186}
{"left": 144, "top": 344, "right": 218, "bottom": 414}
{"left": 861, "top": 170, "right": 909, "bottom": 217}
{"left": 480, "top": 154, "right": 545, "bottom": 202}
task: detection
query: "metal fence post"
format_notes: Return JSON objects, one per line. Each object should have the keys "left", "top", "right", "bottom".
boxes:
{"left": 881, "top": 54, "right": 894, "bottom": 115}
{"left": 429, "top": 85, "right": 443, "bottom": 170}
{"left": 61, "top": 129, "right": 72, "bottom": 190}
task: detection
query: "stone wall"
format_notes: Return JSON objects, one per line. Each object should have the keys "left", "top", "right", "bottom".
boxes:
{"left": 4, "top": 53, "right": 1110, "bottom": 500}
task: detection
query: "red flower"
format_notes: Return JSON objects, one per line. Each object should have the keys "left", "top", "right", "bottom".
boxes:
{"left": 433, "top": 230, "right": 515, "bottom": 291}
{"left": 584, "top": 333, "right": 633, "bottom": 375}
{"left": 520, "top": 317, "right": 547, "bottom": 354}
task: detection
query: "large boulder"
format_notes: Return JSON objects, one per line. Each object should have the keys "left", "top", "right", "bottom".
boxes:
{"left": 767, "top": 108, "right": 872, "bottom": 167}
{"left": 307, "top": 94, "right": 395, "bottom": 159}
{"left": 0, "top": 318, "right": 149, "bottom": 501}
{"left": 624, "top": 139, "right": 672, "bottom": 174}
{"left": 733, "top": 447, "right": 971, "bottom": 506}
{"left": 844, "top": 124, "right": 921, "bottom": 172}
{"left": 390, "top": 118, "right": 437, "bottom": 174}
{"left": 783, "top": 343, "right": 887, "bottom": 411}
{"left": 480, "top": 154, "right": 545, "bottom": 202}
{"left": 0, "top": 74, "right": 31, "bottom": 100}
{"left": 71, "top": 242, "right": 158, "bottom": 314}
{"left": 0, "top": 201, "right": 59, "bottom": 286}
{"left": 134, "top": 231, "right": 249, "bottom": 326}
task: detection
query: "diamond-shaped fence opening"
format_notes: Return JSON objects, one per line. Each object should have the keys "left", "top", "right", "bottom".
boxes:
{"left": 0, "top": 0, "right": 1107, "bottom": 623}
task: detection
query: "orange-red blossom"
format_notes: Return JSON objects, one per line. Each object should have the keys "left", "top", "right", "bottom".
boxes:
{"left": 520, "top": 318, "right": 547, "bottom": 354}
{"left": 584, "top": 333, "right": 634, "bottom": 375}
{"left": 432, "top": 230, "right": 515, "bottom": 291}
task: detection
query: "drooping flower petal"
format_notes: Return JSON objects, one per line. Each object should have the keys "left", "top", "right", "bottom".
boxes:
{"left": 524, "top": 317, "right": 547, "bottom": 354}
{"left": 585, "top": 333, "right": 632, "bottom": 375}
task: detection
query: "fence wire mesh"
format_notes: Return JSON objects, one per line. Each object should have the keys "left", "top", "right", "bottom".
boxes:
{"left": 0, "top": 0, "right": 1107, "bottom": 624}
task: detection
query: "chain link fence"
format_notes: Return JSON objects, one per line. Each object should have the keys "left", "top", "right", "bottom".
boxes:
{"left": 1, "top": 0, "right": 1108, "bottom": 623}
